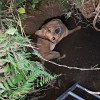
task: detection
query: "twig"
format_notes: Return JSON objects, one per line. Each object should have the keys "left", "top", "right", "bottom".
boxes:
{"left": 14, "top": 42, "right": 38, "bottom": 49}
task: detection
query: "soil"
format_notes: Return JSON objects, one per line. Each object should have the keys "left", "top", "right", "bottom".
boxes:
{"left": 24, "top": 1, "right": 100, "bottom": 100}
{"left": 42, "top": 18, "right": 100, "bottom": 100}
{"left": 23, "top": 1, "right": 66, "bottom": 35}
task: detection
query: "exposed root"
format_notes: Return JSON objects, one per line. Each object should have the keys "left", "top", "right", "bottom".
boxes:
{"left": 81, "top": 0, "right": 100, "bottom": 31}
{"left": 93, "top": 10, "right": 100, "bottom": 31}
{"left": 43, "top": 58, "right": 100, "bottom": 71}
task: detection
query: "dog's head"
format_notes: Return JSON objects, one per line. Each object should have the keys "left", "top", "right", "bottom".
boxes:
{"left": 35, "top": 19, "right": 67, "bottom": 43}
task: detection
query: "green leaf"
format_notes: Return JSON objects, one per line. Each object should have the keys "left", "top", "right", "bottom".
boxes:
{"left": 18, "top": 7, "right": 25, "bottom": 14}
{"left": 33, "top": 51, "right": 42, "bottom": 58}
{"left": 0, "top": 90, "right": 5, "bottom": 94}
{"left": 3, "top": 81, "right": 9, "bottom": 90}
{"left": 0, "top": 22, "right": 5, "bottom": 30}
{"left": 7, "top": 78, "right": 15, "bottom": 87}
{"left": 34, "top": 0, "right": 39, "bottom": 3}
{"left": 32, "top": 4, "right": 36, "bottom": 9}
{"left": 0, "top": 52, "right": 6, "bottom": 58}
{"left": 0, "top": 59, "right": 6, "bottom": 66}
{"left": 5, "top": 27, "right": 17, "bottom": 35}
{"left": 40, "top": 81, "right": 43, "bottom": 87}
{"left": 0, "top": 83, "right": 6, "bottom": 90}
{"left": 66, "top": 12, "right": 72, "bottom": 18}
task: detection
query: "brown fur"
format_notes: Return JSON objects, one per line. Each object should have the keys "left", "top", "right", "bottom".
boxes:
{"left": 35, "top": 19, "right": 81, "bottom": 65}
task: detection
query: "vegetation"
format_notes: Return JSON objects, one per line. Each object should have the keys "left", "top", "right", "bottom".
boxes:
{"left": 0, "top": 0, "right": 55, "bottom": 100}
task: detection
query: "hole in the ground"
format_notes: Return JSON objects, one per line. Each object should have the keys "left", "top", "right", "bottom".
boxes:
{"left": 42, "top": 16, "right": 100, "bottom": 100}
{"left": 25, "top": 3, "right": 100, "bottom": 100}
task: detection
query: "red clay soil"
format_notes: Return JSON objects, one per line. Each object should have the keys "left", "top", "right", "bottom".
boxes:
{"left": 23, "top": 1, "right": 100, "bottom": 100}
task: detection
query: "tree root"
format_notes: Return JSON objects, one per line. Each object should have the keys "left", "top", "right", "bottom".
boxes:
{"left": 93, "top": 10, "right": 100, "bottom": 31}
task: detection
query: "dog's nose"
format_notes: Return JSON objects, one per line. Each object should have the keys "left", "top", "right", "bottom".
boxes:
{"left": 52, "top": 37, "right": 56, "bottom": 40}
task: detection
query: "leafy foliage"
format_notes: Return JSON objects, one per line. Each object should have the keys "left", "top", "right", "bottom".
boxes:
{"left": 0, "top": 0, "right": 55, "bottom": 100}
{"left": 0, "top": 31, "right": 54, "bottom": 100}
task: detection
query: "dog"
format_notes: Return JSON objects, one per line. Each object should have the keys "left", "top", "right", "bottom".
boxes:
{"left": 35, "top": 19, "right": 81, "bottom": 65}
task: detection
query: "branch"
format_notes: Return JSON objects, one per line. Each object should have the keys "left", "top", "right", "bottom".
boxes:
{"left": 42, "top": 58, "right": 100, "bottom": 71}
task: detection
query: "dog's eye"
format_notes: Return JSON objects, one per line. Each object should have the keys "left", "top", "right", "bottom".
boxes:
{"left": 48, "top": 30, "right": 51, "bottom": 33}
{"left": 55, "top": 27, "right": 61, "bottom": 34}
{"left": 52, "top": 37, "right": 55, "bottom": 40}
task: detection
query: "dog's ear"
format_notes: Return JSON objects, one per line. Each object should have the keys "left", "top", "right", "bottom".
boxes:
{"left": 35, "top": 29, "right": 44, "bottom": 37}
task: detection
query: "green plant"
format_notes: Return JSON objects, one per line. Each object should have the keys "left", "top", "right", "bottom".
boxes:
{"left": 0, "top": 26, "right": 54, "bottom": 100}
{"left": 32, "top": 0, "right": 39, "bottom": 9}
{"left": 65, "top": 12, "right": 72, "bottom": 19}
{"left": 0, "top": 1, "right": 55, "bottom": 100}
